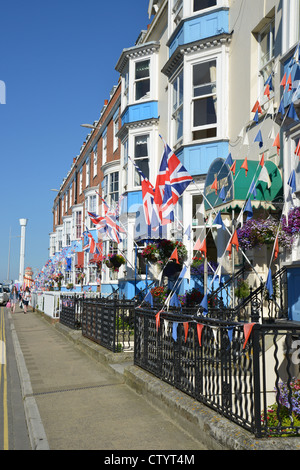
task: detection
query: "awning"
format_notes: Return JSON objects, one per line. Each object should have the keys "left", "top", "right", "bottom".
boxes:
{"left": 204, "top": 158, "right": 283, "bottom": 212}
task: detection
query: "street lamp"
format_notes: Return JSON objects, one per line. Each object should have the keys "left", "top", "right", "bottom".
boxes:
{"left": 80, "top": 123, "right": 97, "bottom": 130}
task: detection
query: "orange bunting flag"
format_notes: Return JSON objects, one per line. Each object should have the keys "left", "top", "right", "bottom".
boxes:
{"left": 155, "top": 311, "right": 161, "bottom": 331}
{"left": 274, "top": 236, "right": 279, "bottom": 260}
{"left": 264, "top": 84, "right": 270, "bottom": 99}
{"left": 194, "top": 237, "right": 207, "bottom": 258}
{"left": 197, "top": 324, "right": 204, "bottom": 347}
{"left": 251, "top": 100, "right": 263, "bottom": 114}
{"left": 280, "top": 73, "right": 287, "bottom": 87}
{"left": 198, "top": 239, "right": 207, "bottom": 258}
{"left": 211, "top": 177, "right": 218, "bottom": 195}
{"left": 273, "top": 132, "right": 280, "bottom": 155}
{"left": 183, "top": 322, "right": 189, "bottom": 343}
{"left": 243, "top": 323, "right": 255, "bottom": 349}
{"left": 241, "top": 157, "right": 248, "bottom": 176}
{"left": 227, "top": 230, "right": 239, "bottom": 258}
{"left": 287, "top": 74, "right": 292, "bottom": 91}
{"left": 170, "top": 247, "right": 180, "bottom": 264}
{"left": 230, "top": 160, "right": 236, "bottom": 175}
{"left": 295, "top": 141, "right": 300, "bottom": 158}
{"left": 260, "top": 153, "right": 265, "bottom": 167}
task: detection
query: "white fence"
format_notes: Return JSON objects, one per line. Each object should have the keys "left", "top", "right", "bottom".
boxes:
{"left": 30, "top": 291, "right": 101, "bottom": 319}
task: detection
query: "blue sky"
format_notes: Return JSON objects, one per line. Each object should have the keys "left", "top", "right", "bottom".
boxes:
{"left": 0, "top": 0, "right": 150, "bottom": 282}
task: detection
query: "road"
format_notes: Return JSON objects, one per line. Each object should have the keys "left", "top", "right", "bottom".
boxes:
{"left": 0, "top": 307, "right": 31, "bottom": 450}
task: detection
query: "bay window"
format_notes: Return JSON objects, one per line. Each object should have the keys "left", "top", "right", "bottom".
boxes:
{"left": 194, "top": 0, "right": 216, "bottom": 12}
{"left": 135, "top": 59, "right": 150, "bottom": 101}
{"left": 192, "top": 60, "right": 217, "bottom": 140}
{"left": 134, "top": 135, "right": 149, "bottom": 186}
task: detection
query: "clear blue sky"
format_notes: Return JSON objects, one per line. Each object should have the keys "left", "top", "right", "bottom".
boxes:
{"left": 0, "top": 0, "right": 150, "bottom": 283}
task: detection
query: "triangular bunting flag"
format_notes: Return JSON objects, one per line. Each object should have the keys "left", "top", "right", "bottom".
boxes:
{"left": 144, "top": 291, "right": 153, "bottom": 307}
{"left": 227, "top": 327, "right": 234, "bottom": 343}
{"left": 288, "top": 169, "right": 296, "bottom": 193}
{"left": 260, "top": 153, "right": 265, "bottom": 167}
{"left": 254, "top": 130, "right": 263, "bottom": 148}
{"left": 241, "top": 157, "right": 248, "bottom": 176}
{"left": 211, "top": 177, "right": 218, "bottom": 195}
{"left": 266, "top": 268, "right": 273, "bottom": 298}
{"left": 170, "top": 247, "right": 180, "bottom": 264}
{"left": 244, "top": 199, "right": 253, "bottom": 220}
{"left": 194, "top": 238, "right": 207, "bottom": 258}
{"left": 274, "top": 236, "right": 279, "bottom": 260}
{"left": 264, "top": 84, "right": 270, "bottom": 99}
{"left": 252, "top": 100, "right": 263, "bottom": 114}
{"left": 249, "top": 180, "right": 257, "bottom": 199}
{"left": 219, "top": 186, "right": 226, "bottom": 202}
{"left": 258, "top": 165, "right": 271, "bottom": 189}
{"left": 253, "top": 110, "right": 259, "bottom": 124}
{"left": 172, "top": 322, "right": 178, "bottom": 341}
{"left": 227, "top": 230, "right": 239, "bottom": 258}
{"left": 280, "top": 72, "right": 287, "bottom": 87}
{"left": 200, "top": 293, "right": 208, "bottom": 315}
{"left": 169, "top": 292, "right": 181, "bottom": 308}
{"left": 197, "top": 324, "right": 204, "bottom": 347}
{"left": 243, "top": 323, "right": 255, "bottom": 349}
{"left": 294, "top": 140, "right": 300, "bottom": 157}
{"left": 213, "top": 211, "right": 226, "bottom": 230}
{"left": 225, "top": 153, "right": 233, "bottom": 166}
{"left": 183, "top": 322, "right": 189, "bottom": 343}
{"left": 230, "top": 160, "right": 236, "bottom": 175}
{"left": 211, "top": 326, "right": 219, "bottom": 344}
{"left": 278, "top": 98, "right": 285, "bottom": 117}
{"left": 287, "top": 73, "right": 292, "bottom": 91}
{"left": 287, "top": 102, "right": 300, "bottom": 122}
{"left": 155, "top": 310, "right": 161, "bottom": 331}
{"left": 273, "top": 132, "right": 280, "bottom": 155}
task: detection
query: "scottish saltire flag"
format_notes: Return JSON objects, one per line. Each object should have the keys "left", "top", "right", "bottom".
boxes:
{"left": 155, "top": 140, "right": 193, "bottom": 223}
{"left": 129, "top": 156, "right": 154, "bottom": 226}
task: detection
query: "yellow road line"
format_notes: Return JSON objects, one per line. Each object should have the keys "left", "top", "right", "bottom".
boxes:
{"left": 0, "top": 307, "right": 9, "bottom": 450}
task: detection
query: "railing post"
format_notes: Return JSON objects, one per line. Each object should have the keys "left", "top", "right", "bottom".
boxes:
{"left": 252, "top": 324, "right": 262, "bottom": 438}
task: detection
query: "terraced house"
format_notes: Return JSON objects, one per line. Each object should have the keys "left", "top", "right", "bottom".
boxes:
{"left": 47, "top": 0, "right": 300, "bottom": 323}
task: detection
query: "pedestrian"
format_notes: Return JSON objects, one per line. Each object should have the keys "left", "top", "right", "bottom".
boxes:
{"left": 22, "top": 286, "right": 31, "bottom": 313}
{"left": 9, "top": 285, "right": 18, "bottom": 314}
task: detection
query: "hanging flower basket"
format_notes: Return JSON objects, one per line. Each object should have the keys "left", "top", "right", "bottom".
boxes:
{"left": 237, "top": 217, "right": 293, "bottom": 251}
{"left": 104, "top": 254, "right": 125, "bottom": 272}
{"left": 141, "top": 239, "right": 187, "bottom": 265}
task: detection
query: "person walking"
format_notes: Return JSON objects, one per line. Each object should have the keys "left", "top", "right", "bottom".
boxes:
{"left": 9, "top": 285, "right": 18, "bottom": 313}
{"left": 22, "top": 286, "right": 31, "bottom": 313}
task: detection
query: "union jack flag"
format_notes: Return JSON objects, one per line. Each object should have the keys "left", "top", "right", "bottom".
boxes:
{"left": 129, "top": 156, "right": 154, "bottom": 226}
{"left": 93, "top": 192, "right": 123, "bottom": 244}
{"left": 154, "top": 140, "right": 193, "bottom": 223}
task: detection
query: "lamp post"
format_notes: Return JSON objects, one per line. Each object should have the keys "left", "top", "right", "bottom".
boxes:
{"left": 19, "top": 218, "right": 28, "bottom": 284}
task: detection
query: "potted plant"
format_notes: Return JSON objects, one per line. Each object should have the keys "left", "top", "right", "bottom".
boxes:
{"left": 104, "top": 254, "right": 125, "bottom": 272}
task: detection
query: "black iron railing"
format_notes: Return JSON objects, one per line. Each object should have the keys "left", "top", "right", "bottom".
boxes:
{"left": 134, "top": 307, "right": 300, "bottom": 438}
{"left": 60, "top": 294, "right": 83, "bottom": 329}
{"left": 81, "top": 297, "right": 135, "bottom": 352}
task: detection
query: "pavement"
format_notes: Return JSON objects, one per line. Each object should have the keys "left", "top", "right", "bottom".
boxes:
{"left": 7, "top": 304, "right": 300, "bottom": 451}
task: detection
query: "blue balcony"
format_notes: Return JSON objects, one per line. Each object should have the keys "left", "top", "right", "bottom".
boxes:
{"left": 169, "top": 8, "right": 229, "bottom": 58}
{"left": 176, "top": 141, "right": 229, "bottom": 177}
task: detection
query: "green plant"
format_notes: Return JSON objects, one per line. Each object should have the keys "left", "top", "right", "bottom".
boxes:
{"left": 234, "top": 279, "right": 250, "bottom": 299}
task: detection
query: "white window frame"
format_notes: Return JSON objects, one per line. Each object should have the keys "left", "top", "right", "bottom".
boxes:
{"left": 93, "top": 144, "right": 98, "bottom": 178}
{"left": 85, "top": 158, "right": 90, "bottom": 187}
{"left": 102, "top": 131, "right": 107, "bottom": 165}
{"left": 85, "top": 192, "right": 97, "bottom": 229}
{"left": 258, "top": 18, "right": 275, "bottom": 105}
{"left": 113, "top": 114, "right": 119, "bottom": 152}
{"left": 79, "top": 169, "right": 83, "bottom": 195}
{"left": 73, "top": 208, "right": 83, "bottom": 240}
{"left": 192, "top": 58, "right": 217, "bottom": 141}
{"left": 171, "top": 68, "right": 184, "bottom": 147}
{"left": 185, "top": 47, "right": 228, "bottom": 143}
{"left": 133, "top": 134, "right": 150, "bottom": 188}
